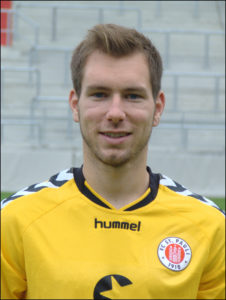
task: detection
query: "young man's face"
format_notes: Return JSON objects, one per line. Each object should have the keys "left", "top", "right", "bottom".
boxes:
{"left": 69, "top": 50, "right": 165, "bottom": 168}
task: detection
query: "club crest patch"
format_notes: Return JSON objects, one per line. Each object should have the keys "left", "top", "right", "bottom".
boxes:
{"left": 158, "top": 237, "right": 192, "bottom": 271}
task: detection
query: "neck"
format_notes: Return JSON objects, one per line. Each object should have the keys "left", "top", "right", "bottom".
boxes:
{"left": 82, "top": 154, "right": 150, "bottom": 209}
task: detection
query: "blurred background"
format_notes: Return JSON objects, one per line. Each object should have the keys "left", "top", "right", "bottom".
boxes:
{"left": 1, "top": 1, "right": 225, "bottom": 199}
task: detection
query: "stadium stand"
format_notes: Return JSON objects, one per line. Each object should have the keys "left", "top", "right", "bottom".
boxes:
{"left": 1, "top": 1, "right": 225, "bottom": 197}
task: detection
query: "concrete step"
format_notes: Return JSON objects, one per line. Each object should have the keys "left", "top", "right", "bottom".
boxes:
{"left": 1, "top": 144, "right": 224, "bottom": 197}
{"left": 2, "top": 114, "right": 224, "bottom": 153}
{"left": 151, "top": 126, "right": 225, "bottom": 153}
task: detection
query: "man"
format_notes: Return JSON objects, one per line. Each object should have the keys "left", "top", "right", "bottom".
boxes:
{"left": 1, "top": 24, "right": 225, "bottom": 299}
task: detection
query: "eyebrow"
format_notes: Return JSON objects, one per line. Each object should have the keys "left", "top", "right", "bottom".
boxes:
{"left": 86, "top": 85, "right": 148, "bottom": 95}
{"left": 86, "top": 85, "right": 110, "bottom": 92}
{"left": 123, "top": 87, "right": 147, "bottom": 95}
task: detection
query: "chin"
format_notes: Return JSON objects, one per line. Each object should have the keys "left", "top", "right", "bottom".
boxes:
{"left": 97, "top": 152, "right": 132, "bottom": 168}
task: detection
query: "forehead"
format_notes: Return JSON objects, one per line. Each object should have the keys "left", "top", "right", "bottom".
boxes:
{"left": 82, "top": 50, "right": 151, "bottom": 90}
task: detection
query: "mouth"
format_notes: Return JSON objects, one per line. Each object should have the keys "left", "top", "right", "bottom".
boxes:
{"left": 101, "top": 132, "right": 131, "bottom": 138}
{"left": 99, "top": 131, "right": 131, "bottom": 144}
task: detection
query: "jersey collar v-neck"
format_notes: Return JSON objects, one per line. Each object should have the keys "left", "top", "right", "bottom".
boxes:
{"left": 73, "top": 166, "right": 160, "bottom": 211}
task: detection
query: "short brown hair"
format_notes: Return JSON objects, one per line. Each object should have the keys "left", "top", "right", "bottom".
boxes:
{"left": 71, "top": 24, "right": 163, "bottom": 100}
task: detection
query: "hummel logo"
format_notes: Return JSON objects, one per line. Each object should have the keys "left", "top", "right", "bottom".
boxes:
{"left": 94, "top": 218, "right": 141, "bottom": 231}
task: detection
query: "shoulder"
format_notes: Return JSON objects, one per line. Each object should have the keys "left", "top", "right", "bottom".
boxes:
{"left": 156, "top": 173, "right": 225, "bottom": 248}
{"left": 157, "top": 173, "right": 225, "bottom": 219}
{"left": 1, "top": 168, "right": 77, "bottom": 229}
{"left": 1, "top": 168, "right": 75, "bottom": 207}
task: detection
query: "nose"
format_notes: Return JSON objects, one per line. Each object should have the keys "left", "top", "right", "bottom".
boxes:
{"left": 106, "top": 94, "right": 126, "bottom": 124}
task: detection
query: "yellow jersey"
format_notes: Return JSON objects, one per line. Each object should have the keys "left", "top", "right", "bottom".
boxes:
{"left": 1, "top": 167, "right": 225, "bottom": 299}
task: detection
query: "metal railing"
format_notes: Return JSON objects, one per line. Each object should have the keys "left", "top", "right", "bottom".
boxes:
{"left": 14, "top": 2, "right": 142, "bottom": 41}
{"left": 30, "top": 95, "right": 73, "bottom": 140}
{"left": 28, "top": 44, "right": 225, "bottom": 105}
{"left": 156, "top": 120, "right": 225, "bottom": 151}
{"left": 1, "top": 83, "right": 225, "bottom": 148}
{"left": 155, "top": 0, "right": 200, "bottom": 18}
{"left": 140, "top": 28, "right": 225, "bottom": 69}
{"left": 2, "top": 111, "right": 224, "bottom": 150}
{"left": 9, "top": 3, "right": 225, "bottom": 72}
{"left": 215, "top": 0, "right": 225, "bottom": 30}
{"left": 27, "top": 89, "right": 224, "bottom": 148}
{"left": 28, "top": 45, "right": 73, "bottom": 86}
{"left": 1, "top": 66, "right": 41, "bottom": 108}
{"left": 0, "top": 8, "right": 40, "bottom": 46}
{"left": 1, "top": 8, "right": 13, "bottom": 46}
{"left": 163, "top": 71, "right": 225, "bottom": 112}
{"left": 1, "top": 118, "right": 43, "bottom": 146}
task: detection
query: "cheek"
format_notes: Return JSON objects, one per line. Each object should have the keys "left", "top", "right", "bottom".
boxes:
{"left": 131, "top": 109, "right": 154, "bottom": 126}
{"left": 83, "top": 109, "right": 101, "bottom": 122}
{"left": 79, "top": 107, "right": 103, "bottom": 130}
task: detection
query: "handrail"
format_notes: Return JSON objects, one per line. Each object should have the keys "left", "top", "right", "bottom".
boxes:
{"left": 1, "top": 8, "right": 13, "bottom": 46}
{"left": 140, "top": 28, "right": 225, "bottom": 69}
{"left": 158, "top": 122, "right": 225, "bottom": 130}
{"left": 215, "top": 0, "right": 225, "bottom": 30}
{"left": 27, "top": 45, "right": 225, "bottom": 112}
{"left": 164, "top": 71, "right": 225, "bottom": 77}
{"left": 29, "top": 96, "right": 72, "bottom": 142}
{"left": 154, "top": 0, "right": 200, "bottom": 18}
{"left": 14, "top": 2, "right": 142, "bottom": 40}
{"left": 28, "top": 44, "right": 225, "bottom": 98}
{"left": 0, "top": 9, "right": 40, "bottom": 45}
{"left": 1, "top": 66, "right": 39, "bottom": 72}
{"left": 141, "top": 28, "right": 224, "bottom": 35}
{"left": 34, "top": 96, "right": 68, "bottom": 101}
{"left": 28, "top": 45, "right": 73, "bottom": 85}
{"left": 163, "top": 71, "right": 225, "bottom": 111}
{"left": 1, "top": 66, "right": 41, "bottom": 107}
{"left": 157, "top": 121, "right": 225, "bottom": 150}
{"left": 1, "top": 118, "right": 43, "bottom": 145}
{"left": 14, "top": 2, "right": 128, "bottom": 8}
{"left": 29, "top": 94, "right": 225, "bottom": 149}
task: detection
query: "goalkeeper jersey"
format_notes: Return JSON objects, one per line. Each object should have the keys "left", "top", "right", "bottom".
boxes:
{"left": 1, "top": 166, "right": 225, "bottom": 299}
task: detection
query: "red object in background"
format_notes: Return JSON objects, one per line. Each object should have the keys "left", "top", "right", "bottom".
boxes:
{"left": 1, "top": 1, "right": 13, "bottom": 46}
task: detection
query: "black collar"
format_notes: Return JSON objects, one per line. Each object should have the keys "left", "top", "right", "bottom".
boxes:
{"left": 73, "top": 166, "right": 160, "bottom": 211}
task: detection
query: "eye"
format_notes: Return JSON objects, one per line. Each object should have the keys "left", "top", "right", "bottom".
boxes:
{"left": 126, "top": 93, "right": 142, "bottom": 100}
{"left": 92, "top": 92, "right": 107, "bottom": 99}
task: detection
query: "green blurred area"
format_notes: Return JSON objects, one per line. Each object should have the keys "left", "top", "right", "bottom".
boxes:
{"left": 1, "top": 192, "right": 14, "bottom": 200}
{"left": 1, "top": 192, "right": 225, "bottom": 211}
{"left": 212, "top": 198, "right": 225, "bottom": 211}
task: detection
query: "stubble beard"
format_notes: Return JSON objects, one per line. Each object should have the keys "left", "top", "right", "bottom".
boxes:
{"left": 79, "top": 123, "right": 153, "bottom": 168}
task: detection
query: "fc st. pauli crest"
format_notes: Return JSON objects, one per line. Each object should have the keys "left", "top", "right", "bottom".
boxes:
{"left": 158, "top": 237, "right": 192, "bottom": 271}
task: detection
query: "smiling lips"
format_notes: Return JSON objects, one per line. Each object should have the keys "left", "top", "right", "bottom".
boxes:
{"left": 101, "top": 132, "right": 131, "bottom": 138}
{"left": 99, "top": 132, "right": 131, "bottom": 143}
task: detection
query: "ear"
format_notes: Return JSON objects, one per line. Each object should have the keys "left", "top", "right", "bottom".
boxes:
{"left": 69, "top": 89, "right": 80, "bottom": 123}
{"left": 153, "top": 90, "right": 165, "bottom": 127}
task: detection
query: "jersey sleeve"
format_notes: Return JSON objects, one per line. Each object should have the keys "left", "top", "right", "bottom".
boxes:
{"left": 197, "top": 213, "right": 225, "bottom": 299}
{"left": 1, "top": 204, "right": 27, "bottom": 299}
